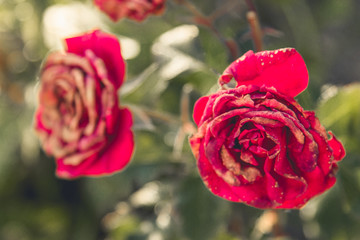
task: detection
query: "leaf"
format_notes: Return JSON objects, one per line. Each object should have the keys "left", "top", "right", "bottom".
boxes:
{"left": 316, "top": 84, "right": 360, "bottom": 153}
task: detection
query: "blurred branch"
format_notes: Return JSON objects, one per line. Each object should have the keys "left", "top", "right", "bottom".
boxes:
{"left": 173, "top": 84, "right": 196, "bottom": 159}
{"left": 120, "top": 63, "right": 159, "bottom": 97}
{"left": 208, "top": 0, "right": 240, "bottom": 22}
{"left": 247, "top": 11, "right": 263, "bottom": 52}
{"left": 243, "top": 0, "right": 263, "bottom": 51}
{"left": 251, "top": 210, "right": 285, "bottom": 239}
{"left": 127, "top": 104, "right": 180, "bottom": 125}
{"left": 174, "top": 0, "right": 239, "bottom": 60}
{"left": 180, "top": 84, "right": 192, "bottom": 125}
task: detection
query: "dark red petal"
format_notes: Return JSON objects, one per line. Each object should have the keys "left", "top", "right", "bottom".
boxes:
{"left": 328, "top": 132, "right": 346, "bottom": 161}
{"left": 193, "top": 96, "right": 210, "bottom": 126}
{"left": 265, "top": 173, "right": 284, "bottom": 205}
{"left": 65, "top": 29, "right": 125, "bottom": 89}
{"left": 219, "top": 48, "right": 308, "bottom": 97}
{"left": 55, "top": 108, "right": 134, "bottom": 179}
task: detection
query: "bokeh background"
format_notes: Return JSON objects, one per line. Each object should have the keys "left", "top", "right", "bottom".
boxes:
{"left": 1, "top": 0, "right": 360, "bottom": 239}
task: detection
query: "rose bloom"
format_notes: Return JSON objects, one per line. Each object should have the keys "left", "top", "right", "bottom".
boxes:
{"left": 34, "top": 30, "right": 134, "bottom": 179}
{"left": 189, "top": 48, "right": 345, "bottom": 209}
{"left": 94, "top": 0, "right": 166, "bottom": 22}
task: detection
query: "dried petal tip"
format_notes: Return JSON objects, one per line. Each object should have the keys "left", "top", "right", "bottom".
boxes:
{"left": 328, "top": 132, "right": 345, "bottom": 161}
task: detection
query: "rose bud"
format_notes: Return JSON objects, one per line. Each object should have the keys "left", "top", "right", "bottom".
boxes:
{"left": 94, "top": 0, "right": 166, "bottom": 22}
{"left": 34, "top": 30, "right": 134, "bottom": 179}
{"left": 189, "top": 48, "right": 345, "bottom": 209}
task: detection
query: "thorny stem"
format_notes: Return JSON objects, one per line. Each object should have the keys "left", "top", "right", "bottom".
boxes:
{"left": 174, "top": 0, "right": 239, "bottom": 60}
{"left": 247, "top": 10, "right": 263, "bottom": 52}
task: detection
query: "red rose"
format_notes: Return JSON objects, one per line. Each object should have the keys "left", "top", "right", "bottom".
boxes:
{"left": 34, "top": 30, "right": 134, "bottom": 179}
{"left": 94, "top": 0, "right": 166, "bottom": 22}
{"left": 189, "top": 48, "right": 345, "bottom": 209}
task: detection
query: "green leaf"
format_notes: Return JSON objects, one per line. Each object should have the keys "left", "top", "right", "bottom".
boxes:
{"left": 316, "top": 84, "right": 360, "bottom": 153}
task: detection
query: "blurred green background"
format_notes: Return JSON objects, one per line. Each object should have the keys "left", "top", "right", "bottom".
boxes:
{"left": 1, "top": 0, "right": 360, "bottom": 239}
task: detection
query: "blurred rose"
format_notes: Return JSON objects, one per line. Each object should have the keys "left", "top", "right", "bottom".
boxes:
{"left": 34, "top": 30, "right": 134, "bottom": 179}
{"left": 189, "top": 48, "right": 345, "bottom": 209}
{"left": 94, "top": 0, "right": 166, "bottom": 22}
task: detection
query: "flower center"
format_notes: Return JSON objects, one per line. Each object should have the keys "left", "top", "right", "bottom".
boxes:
{"left": 219, "top": 120, "right": 281, "bottom": 185}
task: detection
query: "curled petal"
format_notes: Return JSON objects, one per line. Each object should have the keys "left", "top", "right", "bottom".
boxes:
{"left": 328, "top": 132, "right": 346, "bottom": 161}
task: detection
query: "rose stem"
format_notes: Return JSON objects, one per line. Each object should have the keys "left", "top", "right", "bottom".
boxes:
{"left": 173, "top": 84, "right": 196, "bottom": 158}
{"left": 251, "top": 210, "right": 286, "bottom": 239}
{"left": 246, "top": 9, "right": 263, "bottom": 52}
{"left": 174, "top": 0, "right": 239, "bottom": 60}
{"left": 271, "top": 210, "right": 286, "bottom": 238}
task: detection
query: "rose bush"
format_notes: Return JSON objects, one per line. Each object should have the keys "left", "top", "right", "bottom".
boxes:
{"left": 34, "top": 30, "right": 134, "bottom": 179}
{"left": 94, "top": 0, "right": 166, "bottom": 22}
{"left": 189, "top": 48, "right": 345, "bottom": 209}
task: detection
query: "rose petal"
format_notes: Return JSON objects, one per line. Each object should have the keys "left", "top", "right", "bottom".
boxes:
{"left": 279, "top": 167, "right": 335, "bottom": 209}
{"left": 198, "top": 141, "right": 271, "bottom": 207}
{"left": 55, "top": 108, "right": 134, "bottom": 179}
{"left": 65, "top": 30, "right": 125, "bottom": 89}
{"left": 221, "top": 146, "right": 241, "bottom": 175}
{"left": 193, "top": 96, "right": 210, "bottom": 126}
{"left": 219, "top": 48, "right": 308, "bottom": 98}
{"left": 213, "top": 93, "right": 254, "bottom": 116}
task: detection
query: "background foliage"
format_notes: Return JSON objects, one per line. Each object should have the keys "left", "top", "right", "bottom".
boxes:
{"left": 1, "top": 0, "right": 360, "bottom": 239}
